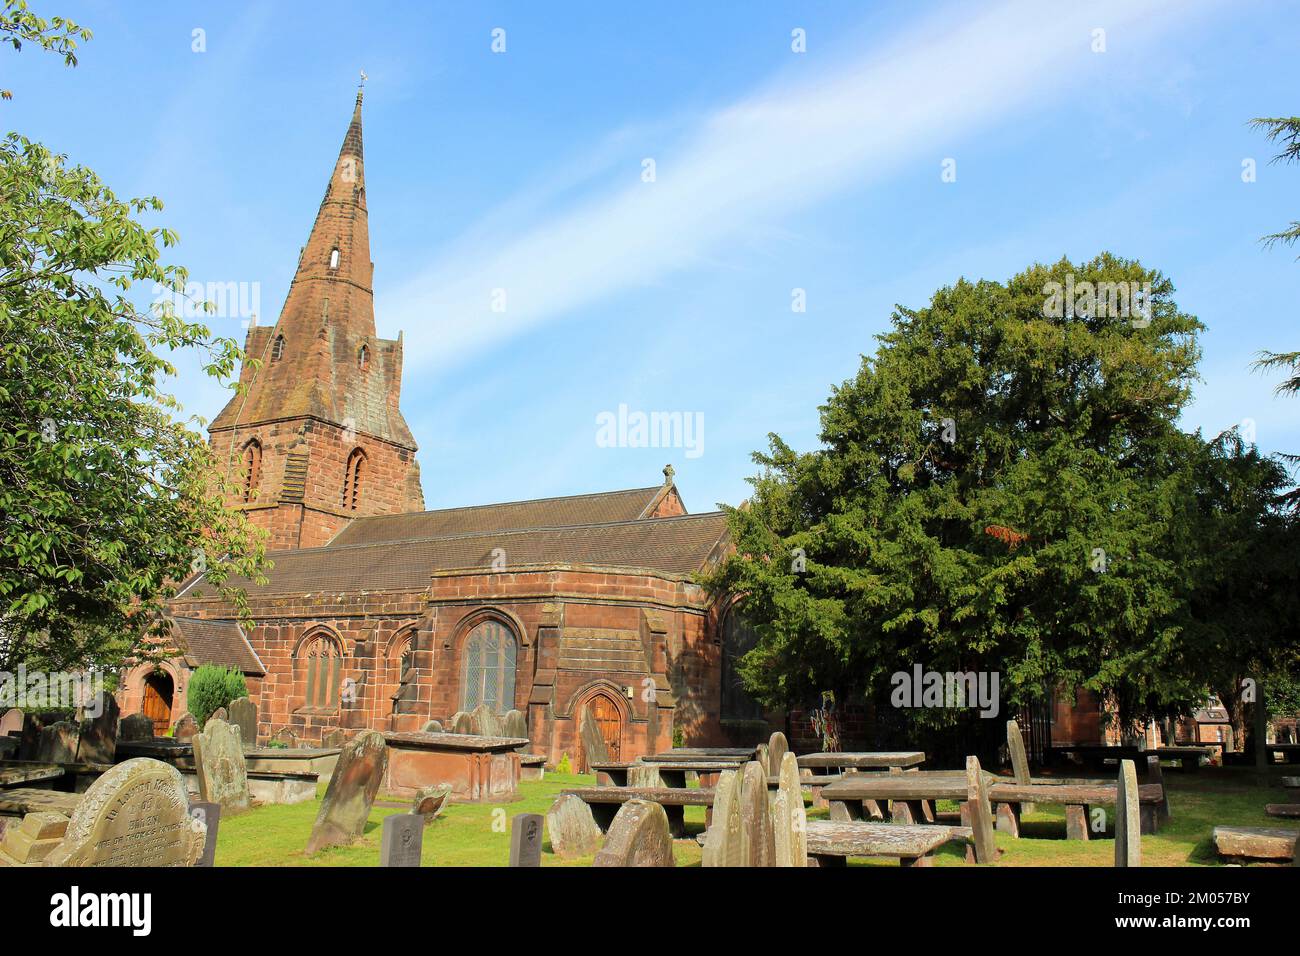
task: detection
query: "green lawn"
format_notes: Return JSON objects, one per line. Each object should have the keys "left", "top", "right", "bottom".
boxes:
{"left": 213, "top": 766, "right": 1298, "bottom": 867}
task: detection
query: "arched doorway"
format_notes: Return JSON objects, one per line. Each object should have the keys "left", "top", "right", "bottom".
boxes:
{"left": 142, "top": 671, "right": 174, "bottom": 737}
{"left": 585, "top": 693, "right": 622, "bottom": 764}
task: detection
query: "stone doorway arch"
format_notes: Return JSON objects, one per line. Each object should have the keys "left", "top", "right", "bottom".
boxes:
{"left": 584, "top": 692, "right": 623, "bottom": 766}
{"left": 142, "top": 671, "right": 174, "bottom": 736}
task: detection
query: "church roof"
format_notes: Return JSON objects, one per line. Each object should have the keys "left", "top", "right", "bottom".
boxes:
{"left": 170, "top": 617, "right": 266, "bottom": 675}
{"left": 328, "top": 486, "right": 668, "bottom": 546}
{"left": 187, "top": 512, "right": 730, "bottom": 597}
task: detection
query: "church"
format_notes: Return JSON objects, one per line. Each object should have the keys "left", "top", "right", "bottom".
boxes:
{"left": 115, "top": 92, "right": 767, "bottom": 766}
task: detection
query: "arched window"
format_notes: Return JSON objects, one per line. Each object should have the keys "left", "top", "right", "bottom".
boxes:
{"left": 358, "top": 344, "right": 369, "bottom": 370}
{"left": 721, "top": 606, "right": 764, "bottom": 720}
{"left": 271, "top": 335, "right": 285, "bottom": 361}
{"left": 300, "top": 633, "right": 342, "bottom": 710}
{"left": 341, "top": 448, "right": 365, "bottom": 510}
{"left": 329, "top": 247, "right": 340, "bottom": 270}
{"left": 461, "top": 619, "right": 518, "bottom": 714}
{"left": 240, "top": 439, "right": 261, "bottom": 502}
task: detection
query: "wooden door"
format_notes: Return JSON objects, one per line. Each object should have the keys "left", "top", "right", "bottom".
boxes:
{"left": 587, "top": 694, "right": 622, "bottom": 762}
{"left": 142, "top": 673, "right": 173, "bottom": 737}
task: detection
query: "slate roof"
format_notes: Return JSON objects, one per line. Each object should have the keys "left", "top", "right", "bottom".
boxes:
{"left": 171, "top": 617, "right": 266, "bottom": 675}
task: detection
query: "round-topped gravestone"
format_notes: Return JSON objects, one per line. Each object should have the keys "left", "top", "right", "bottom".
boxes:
{"left": 449, "top": 711, "right": 473, "bottom": 735}
{"left": 470, "top": 703, "right": 501, "bottom": 738}
{"left": 593, "top": 800, "right": 675, "bottom": 867}
{"left": 420, "top": 719, "right": 443, "bottom": 734}
{"left": 739, "top": 760, "right": 774, "bottom": 867}
{"left": 545, "top": 793, "right": 603, "bottom": 859}
{"left": 411, "top": 784, "right": 452, "bottom": 824}
{"left": 305, "top": 730, "right": 389, "bottom": 856}
{"left": 701, "top": 769, "right": 743, "bottom": 867}
{"left": 193, "top": 717, "right": 250, "bottom": 815}
{"left": 766, "top": 731, "right": 789, "bottom": 777}
{"left": 118, "top": 713, "right": 154, "bottom": 741}
{"left": 772, "top": 751, "right": 807, "bottom": 867}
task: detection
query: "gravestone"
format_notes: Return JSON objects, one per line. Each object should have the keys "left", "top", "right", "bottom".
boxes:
{"left": 46, "top": 758, "right": 206, "bottom": 866}
{"left": 0, "top": 811, "right": 68, "bottom": 865}
{"left": 193, "top": 717, "right": 250, "bottom": 815}
{"left": 702, "top": 769, "right": 743, "bottom": 867}
{"left": 322, "top": 728, "right": 346, "bottom": 748}
{"left": 593, "top": 799, "right": 675, "bottom": 867}
{"left": 1145, "top": 754, "right": 1171, "bottom": 822}
{"left": 1115, "top": 758, "right": 1141, "bottom": 867}
{"left": 509, "top": 812, "right": 544, "bottom": 867}
{"left": 420, "top": 719, "right": 443, "bottom": 734}
{"left": 579, "top": 707, "right": 610, "bottom": 767}
{"left": 75, "top": 691, "right": 119, "bottom": 765}
{"left": 966, "top": 755, "right": 998, "bottom": 864}
{"left": 502, "top": 709, "right": 529, "bottom": 750}
{"left": 772, "top": 751, "right": 807, "bottom": 867}
{"left": 739, "top": 760, "right": 774, "bottom": 867}
{"left": 754, "top": 743, "right": 769, "bottom": 780}
{"left": 208, "top": 706, "right": 228, "bottom": 724}
{"left": 411, "top": 784, "right": 452, "bottom": 824}
{"left": 1007, "top": 719, "right": 1033, "bottom": 813}
{"left": 36, "top": 721, "right": 79, "bottom": 763}
{"left": 305, "top": 730, "right": 388, "bottom": 855}
{"left": 173, "top": 713, "right": 198, "bottom": 741}
{"left": 0, "top": 707, "right": 24, "bottom": 739}
{"left": 627, "top": 764, "right": 665, "bottom": 788}
{"left": 381, "top": 812, "right": 424, "bottom": 867}
{"left": 189, "top": 801, "right": 221, "bottom": 867}
{"left": 18, "top": 710, "right": 50, "bottom": 759}
{"left": 767, "top": 731, "right": 789, "bottom": 777}
{"left": 449, "top": 711, "right": 474, "bottom": 735}
{"left": 119, "top": 713, "right": 154, "bottom": 741}
{"left": 470, "top": 703, "right": 502, "bottom": 737}
{"left": 545, "top": 793, "right": 603, "bottom": 858}
{"left": 228, "top": 697, "right": 257, "bottom": 750}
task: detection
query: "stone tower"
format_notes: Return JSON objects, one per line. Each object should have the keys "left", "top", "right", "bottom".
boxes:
{"left": 208, "top": 90, "right": 424, "bottom": 550}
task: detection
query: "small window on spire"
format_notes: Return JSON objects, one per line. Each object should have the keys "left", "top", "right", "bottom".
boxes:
{"left": 272, "top": 335, "right": 285, "bottom": 361}
{"left": 329, "top": 248, "right": 340, "bottom": 271}
{"left": 358, "top": 344, "right": 369, "bottom": 370}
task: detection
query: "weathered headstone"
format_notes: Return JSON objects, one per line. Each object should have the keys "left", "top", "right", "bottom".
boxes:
{"left": 46, "top": 758, "right": 206, "bottom": 866}
{"left": 593, "top": 799, "right": 675, "bottom": 867}
{"left": 192, "top": 717, "right": 250, "bottom": 815}
{"left": 627, "top": 764, "right": 665, "bottom": 788}
{"left": 502, "top": 709, "right": 529, "bottom": 750}
{"left": 381, "top": 812, "right": 424, "bottom": 867}
{"left": 509, "top": 812, "right": 544, "bottom": 867}
{"left": 579, "top": 706, "right": 610, "bottom": 767}
{"left": 172, "top": 713, "right": 198, "bottom": 741}
{"left": 1145, "top": 754, "right": 1171, "bottom": 822}
{"left": 74, "top": 691, "right": 119, "bottom": 765}
{"left": 702, "top": 769, "right": 743, "bottom": 867}
{"left": 17, "top": 710, "right": 46, "bottom": 759}
{"left": 0, "top": 811, "right": 68, "bottom": 865}
{"left": 470, "top": 703, "right": 502, "bottom": 737}
{"left": 754, "top": 743, "right": 769, "bottom": 780}
{"left": 188, "top": 801, "right": 221, "bottom": 867}
{"left": 0, "top": 707, "right": 24, "bottom": 739}
{"left": 545, "top": 793, "right": 603, "bottom": 858}
{"left": 36, "top": 720, "right": 79, "bottom": 763}
{"left": 767, "top": 731, "right": 789, "bottom": 777}
{"left": 411, "top": 784, "right": 452, "bottom": 824}
{"left": 1114, "top": 758, "right": 1141, "bottom": 867}
{"left": 228, "top": 696, "right": 257, "bottom": 750}
{"left": 305, "top": 730, "right": 388, "bottom": 856}
{"left": 322, "top": 728, "right": 346, "bottom": 748}
{"left": 965, "top": 755, "right": 998, "bottom": 864}
{"left": 208, "top": 706, "right": 228, "bottom": 724}
{"left": 1007, "top": 719, "right": 1033, "bottom": 813}
{"left": 119, "top": 713, "right": 154, "bottom": 741}
{"left": 738, "top": 760, "right": 774, "bottom": 867}
{"left": 420, "top": 719, "right": 443, "bottom": 734}
{"left": 449, "top": 711, "right": 474, "bottom": 735}
{"left": 772, "top": 751, "right": 807, "bottom": 867}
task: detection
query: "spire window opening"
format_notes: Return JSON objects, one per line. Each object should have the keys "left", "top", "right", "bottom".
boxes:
{"left": 358, "top": 344, "right": 369, "bottom": 370}
{"left": 329, "top": 247, "right": 340, "bottom": 271}
{"left": 342, "top": 448, "right": 366, "bottom": 511}
{"left": 271, "top": 335, "right": 285, "bottom": 361}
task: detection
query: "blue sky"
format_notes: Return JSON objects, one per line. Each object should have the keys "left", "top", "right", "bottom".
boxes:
{"left": 7, "top": 0, "right": 1299, "bottom": 514}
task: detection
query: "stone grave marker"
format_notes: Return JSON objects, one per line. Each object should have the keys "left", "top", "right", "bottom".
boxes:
{"left": 1145, "top": 754, "right": 1171, "bottom": 822}
{"left": 322, "top": 728, "right": 346, "bottom": 748}
{"left": 579, "top": 706, "right": 610, "bottom": 767}
{"left": 509, "top": 812, "right": 544, "bottom": 867}
{"left": 502, "top": 709, "right": 529, "bottom": 750}
{"left": 74, "top": 690, "right": 119, "bottom": 765}
{"left": 739, "top": 760, "right": 774, "bottom": 867}
{"left": 0, "top": 811, "right": 68, "bottom": 865}
{"left": 772, "top": 751, "right": 807, "bottom": 867}
{"left": 305, "top": 730, "right": 389, "bottom": 855}
{"left": 228, "top": 696, "right": 257, "bottom": 750}
{"left": 18, "top": 710, "right": 51, "bottom": 759}
{"left": 701, "top": 768, "right": 742, "bottom": 867}
{"left": 36, "top": 720, "right": 79, "bottom": 763}
{"left": 593, "top": 799, "right": 675, "bottom": 867}
{"left": 470, "top": 703, "right": 502, "bottom": 737}
{"left": 420, "top": 719, "right": 443, "bottom": 733}
{"left": 172, "top": 713, "right": 198, "bottom": 741}
{"left": 1115, "top": 758, "right": 1141, "bottom": 867}
{"left": 119, "top": 713, "right": 154, "bottom": 741}
{"left": 767, "top": 731, "right": 789, "bottom": 777}
{"left": 189, "top": 801, "right": 221, "bottom": 867}
{"left": 208, "top": 706, "right": 228, "bottom": 725}
{"left": 965, "top": 755, "right": 998, "bottom": 864}
{"left": 193, "top": 717, "right": 250, "bottom": 815}
{"left": 1007, "top": 719, "right": 1033, "bottom": 813}
{"left": 449, "top": 711, "right": 473, "bottom": 735}
{"left": 0, "top": 707, "right": 24, "bottom": 739}
{"left": 46, "top": 758, "right": 206, "bottom": 866}
{"left": 753, "top": 743, "right": 769, "bottom": 780}
{"left": 545, "top": 793, "right": 603, "bottom": 858}
{"left": 627, "top": 764, "right": 665, "bottom": 788}
{"left": 411, "top": 784, "right": 452, "bottom": 824}
{"left": 381, "top": 812, "right": 424, "bottom": 867}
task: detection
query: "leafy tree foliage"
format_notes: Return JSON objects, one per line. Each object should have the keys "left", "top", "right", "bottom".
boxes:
{"left": 187, "top": 665, "right": 248, "bottom": 729}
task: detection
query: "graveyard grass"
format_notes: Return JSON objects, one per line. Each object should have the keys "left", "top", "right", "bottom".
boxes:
{"left": 212, "top": 766, "right": 1293, "bottom": 867}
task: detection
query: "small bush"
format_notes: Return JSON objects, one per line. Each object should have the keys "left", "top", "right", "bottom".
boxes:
{"left": 555, "top": 752, "right": 572, "bottom": 774}
{"left": 188, "top": 665, "right": 248, "bottom": 728}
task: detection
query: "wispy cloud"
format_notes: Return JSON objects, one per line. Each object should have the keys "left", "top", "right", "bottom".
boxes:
{"left": 383, "top": 0, "right": 1210, "bottom": 373}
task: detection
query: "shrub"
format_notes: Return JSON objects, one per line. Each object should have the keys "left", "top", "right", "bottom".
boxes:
{"left": 187, "top": 665, "right": 248, "bottom": 728}
{"left": 555, "top": 752, "right": 572, "bottom": 774}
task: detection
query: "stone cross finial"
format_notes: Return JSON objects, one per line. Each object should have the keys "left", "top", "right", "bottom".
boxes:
{"left": 663, "top": 464, "right": 675, "bottom": 485}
